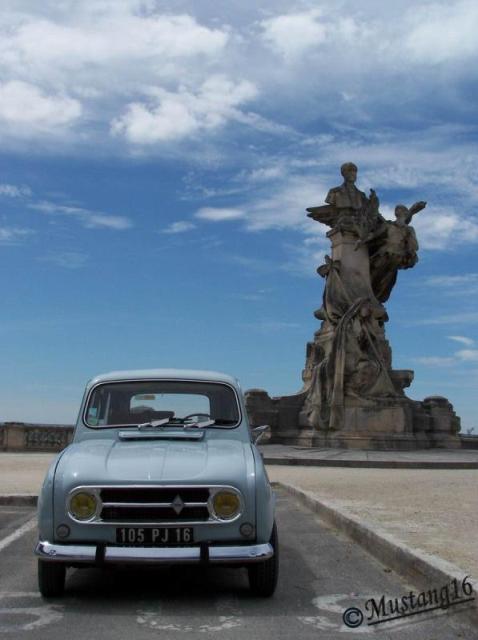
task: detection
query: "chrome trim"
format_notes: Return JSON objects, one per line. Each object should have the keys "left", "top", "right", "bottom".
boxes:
{"left": 35, "top": 540, "right": 273, "bottom": 565}
{"left": 36, "top": 540, "right": 97, "bottom": 562}
{"left": 72, "top": 519, "right": 215, "bottom": 526}
{"left": 65, "top": 484, "right": 244, "bottom": 525}
{"left": 101, "top": 502, "right": 209, "bottom": 508}
{"left": 82, "top": 378, "right": 242, "bottom": 430}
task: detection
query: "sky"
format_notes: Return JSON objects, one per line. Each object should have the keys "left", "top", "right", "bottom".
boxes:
{"left": 0, "top": 0, "right": 477, "bottom": 431}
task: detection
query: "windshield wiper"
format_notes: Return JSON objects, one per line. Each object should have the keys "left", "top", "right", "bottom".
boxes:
{"left": 183, "top": 419, "right": 216, "bottom": 428}
{"left": 137, "top": 418, "right": 171, "bottom": 430}
{"left": 136, "top": 417, "right": 235, "bottom": 430}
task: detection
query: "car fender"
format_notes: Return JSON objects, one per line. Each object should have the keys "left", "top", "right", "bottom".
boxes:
{"left": 37, "top": 448, "right": 69, "bottom": 541}
{"left": 250, "top": 444, "right": 275, "bottom": 543}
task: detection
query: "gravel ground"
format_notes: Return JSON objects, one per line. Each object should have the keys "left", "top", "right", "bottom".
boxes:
{"left": 268, "top": 465, "right": 478, "bottom": 580}
{"left": 0, "top": 453, "right": 55, "bottom": 493}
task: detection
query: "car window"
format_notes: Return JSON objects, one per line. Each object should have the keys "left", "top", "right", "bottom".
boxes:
{"left": 85, "top": 380, "right": 240, "bottom": 428}
{"left": 130, "top": 393, "right": 210, "bottom": 417}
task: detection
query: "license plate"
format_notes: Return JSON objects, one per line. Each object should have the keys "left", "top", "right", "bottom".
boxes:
{"left": 116, "top": 527, "right": 194, "bottom": 545}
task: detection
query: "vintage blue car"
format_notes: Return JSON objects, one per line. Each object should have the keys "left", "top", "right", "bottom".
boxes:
{"left": 35, "top": 369, "right": 278, "bottom": 597}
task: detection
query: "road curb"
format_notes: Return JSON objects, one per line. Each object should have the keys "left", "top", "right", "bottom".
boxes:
{"left": 264, "top": 457, "right": 478, "bottom": 469}
{"left": 274, "top": 481, "right": 477, "bottom": 621}
{"left": 0, "top": 495, "right": 38, "bottom": 507}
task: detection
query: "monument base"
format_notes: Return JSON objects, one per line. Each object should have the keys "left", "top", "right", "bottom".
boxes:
{"left": 245, "top": 389, "right": 462, "bottom": 450}
{"left": 267, "top": 430, "right": 461, "bottom": 450}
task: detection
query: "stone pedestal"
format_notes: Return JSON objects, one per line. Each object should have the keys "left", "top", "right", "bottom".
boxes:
{"left": 245, "top": 388, "right": 461, "bottom": 449}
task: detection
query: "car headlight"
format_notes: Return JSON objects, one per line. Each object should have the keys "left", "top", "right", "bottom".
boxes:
{"left": 211, "top": 490, "right": 241, "bottom": 521}
{"left": 69, "top": 491, "right": 98, "bottom": 521}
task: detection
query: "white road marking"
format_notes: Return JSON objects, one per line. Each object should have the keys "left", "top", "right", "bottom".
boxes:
{"left": 137, "top": 596, "right": 243, "bottom": 633}
{"left": 0, "top": 592, "right": 63, "bottom": 632}
{"left": 137, "top": 613, "right": 242, "bottom": 633}
{"left": 298, "top": 593, "right": 427, "bottom": 634}
{"left": 299, "top": 594, "right": 376, "bottom": 633}
{"left": 0, "top": 517, "right": 36, "bottom": 553}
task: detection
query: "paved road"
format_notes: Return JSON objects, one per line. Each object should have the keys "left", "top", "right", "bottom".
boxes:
{"left": 0, "top": 491, "right": 476, "bottom": 639}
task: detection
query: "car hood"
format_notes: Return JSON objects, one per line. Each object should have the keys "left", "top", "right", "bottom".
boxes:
{"left": 55, "top": 437, "right": 254, "bottom": 490}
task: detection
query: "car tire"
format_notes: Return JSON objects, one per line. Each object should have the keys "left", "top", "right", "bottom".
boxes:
{"left": 38, "top": 560, "right": 66, "bottom": 598}
{"left": 248, "top": 521, "right": 279, "bottom": 597}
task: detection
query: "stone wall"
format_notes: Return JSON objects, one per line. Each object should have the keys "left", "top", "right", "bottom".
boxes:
{"left": 461, "top": 435, "right": 478, "bottom": 450}
{"left": 0, "top": 423, "right": 74, "bottom": 452}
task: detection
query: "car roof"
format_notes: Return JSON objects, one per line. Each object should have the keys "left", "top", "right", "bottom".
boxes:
{"left": 87, "top": 369, "right": 239, "bottom": 388}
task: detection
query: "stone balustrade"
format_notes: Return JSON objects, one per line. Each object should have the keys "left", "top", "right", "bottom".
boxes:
{"left": 0, "top": 422, "right": 74, "bottom": 452}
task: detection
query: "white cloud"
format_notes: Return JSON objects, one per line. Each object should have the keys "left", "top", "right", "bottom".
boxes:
{"left": 261, "top": 9, "right": 327, "bottom": 60}
{"left": 201, "top": 173, "right": 328, "bottom": 234}
{"left": 0, "top": 0, "right": 475, "bottom": 174}
{"left": 39, "top": 251, "right": 89, "bottom": 269}
{"left": 0, "top": 1, "right": 475, "bottom": 158}
{"left": 0, "top": 226, "right": 34, "bottom": 244}
{"left": 233, "top": 288, "right": 272, "bottom": 301}
{"left": 405, "top": 1, "right": 478, "bottom": 64}
{"left": 240, "top": 320, "right": 302, "bottom": 332}
{"left": 84, "top": 214, "right": 132, "bottom": 230}
{"left": 414, "top": 347, "right": 478, "bottom": 367}
{"left": 31, "top": 201, "right": 132, "bottom": 230}
{"left": 0, "top": 5, "right": 233, "bottom": 149}
{"left": 412, "top": 311, "right": 478, "bottom": 325}
{"left": 112, "top": 76, "right": 257, "bottom": 144}
{"left": 0, "top": 183, "right": 31, "bottom": 197}
{"left": 281, "top": 241, "right": 329, "bottom": 278}
{"left": 247, "top": 166, "right": 285, "bottom": 182}
{"left": 0, "top": 81, "right": 81, "bottom": 131}
{"left": 413, "top": 208, "right": 478, "bottom": 250}
{"left": 456, "top": 349, "right": 478, "bottom": 362}
{"left": 448, "top": 335, "right": 475, "bottom": 347}
{"left": 195, "top": 207, "right": 245, "bottom": 222}
{"left": 414, "top": 356, "right": 457, "bottom": 367}
{"left": 162, "top": 221, "right": 196, "bottom": 234}
{"left": 1, "top": 12, "right": 228, "bottom": 73}
{"left": 425, "top": 274, "right": 478, "bottom": 287}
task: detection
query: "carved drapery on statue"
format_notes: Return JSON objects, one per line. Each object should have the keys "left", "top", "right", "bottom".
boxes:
{"left": 301, "top": 162, "right": 426, "bottom": 431}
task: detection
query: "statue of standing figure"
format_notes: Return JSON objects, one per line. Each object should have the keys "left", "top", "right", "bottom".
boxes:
{"left": 301, "top": 163, "right": 427, "bottom": 430}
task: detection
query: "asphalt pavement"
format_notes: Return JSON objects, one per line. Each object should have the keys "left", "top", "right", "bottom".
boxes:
{"left": 0, "top": 491, "right": 476, "bottom": 639}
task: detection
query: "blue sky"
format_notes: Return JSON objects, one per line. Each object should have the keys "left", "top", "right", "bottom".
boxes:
{"left": 0, "top": 0, "right": 477, "bottom": 431}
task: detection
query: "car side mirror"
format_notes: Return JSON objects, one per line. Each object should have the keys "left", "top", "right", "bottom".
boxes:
{"left": 251, "top": 425, "right": 270, "bottom": 445}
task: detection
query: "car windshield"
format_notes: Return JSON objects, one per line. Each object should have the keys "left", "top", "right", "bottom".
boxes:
{"left": 85, "top": 380, "right": 240, "bottom": 428}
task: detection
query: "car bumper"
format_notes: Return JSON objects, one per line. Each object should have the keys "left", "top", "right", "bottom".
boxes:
{"left": 35, "top": 540, "right": 273, "bottom": 565}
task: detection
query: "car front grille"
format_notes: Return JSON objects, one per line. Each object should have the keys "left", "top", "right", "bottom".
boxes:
{"left": 100, "top": 487, "right": 210, "bottom": 503}
{"left": 98, "top": 486, "right": 211, "bottom": 523}
{"left": 101, "top": 506, "right": 209, "bottom": 522}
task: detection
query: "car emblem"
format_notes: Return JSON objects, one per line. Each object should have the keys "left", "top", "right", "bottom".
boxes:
{"left": 171, "top": 495, "right": 185, "bottom": 515}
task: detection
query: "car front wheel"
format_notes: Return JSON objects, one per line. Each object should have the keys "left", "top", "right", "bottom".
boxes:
{"left": 38, "top": 560, "right": 66, "bottom": 598}
{"left": 248, "top": 521, "right": 279, "bottom": 597}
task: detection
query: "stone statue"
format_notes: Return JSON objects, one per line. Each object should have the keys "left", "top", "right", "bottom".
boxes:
{"left": 325, "top": 162, "right": 368, "bottom": 219}
{"left": 356, "top": 201, "right": 426, "bottom": 302}
{"left": 244, "top": 163, "right": 461, "bottom": 449}
{"left": 302, "top": 165, "right": 429, "bottom": 431}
